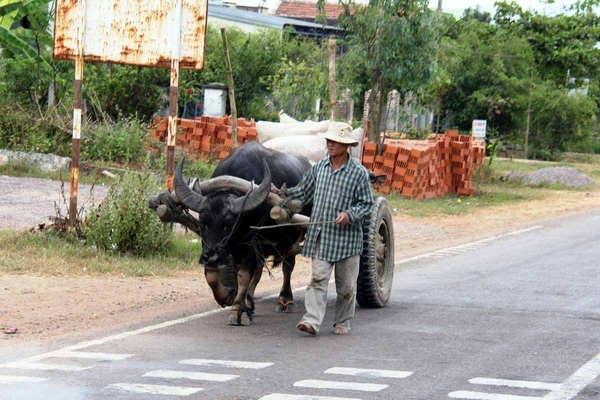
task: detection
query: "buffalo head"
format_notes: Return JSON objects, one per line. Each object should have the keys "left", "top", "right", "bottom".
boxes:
{"left": 173, "top": 158, "right": 272, "bottom": 269}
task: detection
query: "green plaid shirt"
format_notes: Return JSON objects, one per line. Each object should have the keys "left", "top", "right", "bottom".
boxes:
{"left": 287, "top": 155, "right": 374, "bottom": 262}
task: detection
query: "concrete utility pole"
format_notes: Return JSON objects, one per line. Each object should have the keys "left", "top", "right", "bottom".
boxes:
{"left": 221, "top": 27, "right": 238, "bottom": 148}
{"left": 437, "top": 0, "right": 442, "bottom": 14}
{"left": 524, "top": 68, "right": 534, "bottom": 159}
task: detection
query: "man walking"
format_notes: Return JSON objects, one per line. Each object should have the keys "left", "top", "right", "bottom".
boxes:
{"left": 273, "top": 122, "right": 374, "bottom": 335}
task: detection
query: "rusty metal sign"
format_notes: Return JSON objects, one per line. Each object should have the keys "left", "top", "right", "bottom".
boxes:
{"left": 53, "top": 0, "right": 208, "bottom": 70}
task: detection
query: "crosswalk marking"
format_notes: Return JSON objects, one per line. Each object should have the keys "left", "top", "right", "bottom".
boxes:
{"left": 106, "top": 383, "right": 204, "bottom": 395}
{"left": 294, "top": 380, "right": 388, "bottom": 392}
{"left": 52, "top": 351, "right": 133, "bottom": 361}
{"left": 448, "top": 391, "right": 544, "bottom": 400}
{"left": 179, "top": 359, "right": 273, "bottom": 369}
{"left": 324, "top": 367, "right": 412, "bottom": 379}
{"left": 0, "top": 375, "right": 48, "bottom": 384}
{"left": 259, "top": 394, "right": 362, "bottom": 400}
{"left": 469, "top": 377, "right": 561, "bottom": 391}
{"left": 2, "top": 362, "right": 91, "bottom": 372}
{"left": 143, "top": 369, "right": 238, "bottom": 382}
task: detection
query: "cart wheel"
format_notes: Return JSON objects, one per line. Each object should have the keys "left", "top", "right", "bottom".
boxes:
{"left": 357, "top": 196, "right": 395, "bottom": 308}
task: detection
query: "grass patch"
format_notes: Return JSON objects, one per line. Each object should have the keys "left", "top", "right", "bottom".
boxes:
{"left": 382, "top": 183, "right": 543, "bottom": 217}
{"left": 0, "top": 158, "right": 111, "bottom": 186}
{"left": 0, "top": 230, "right": 202, "bottom": 277}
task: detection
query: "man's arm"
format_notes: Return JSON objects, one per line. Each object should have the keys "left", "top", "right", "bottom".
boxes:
{"left": 272, "top": 167, "right": 317, "bottom": 206}
{"left": 345, "top": 169, "right": 374, "bottom": 224}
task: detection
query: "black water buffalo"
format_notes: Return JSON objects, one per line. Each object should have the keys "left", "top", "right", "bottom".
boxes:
{"left": 156, "top": 141, "right": 311, "bottom": 326}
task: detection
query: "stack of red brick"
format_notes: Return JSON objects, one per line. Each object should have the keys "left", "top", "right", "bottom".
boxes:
{"left": 150, "top": 116, "right": 258, "bottom": 161}
{"left": 362, "top": 130, "right": 485, "bottom": 198}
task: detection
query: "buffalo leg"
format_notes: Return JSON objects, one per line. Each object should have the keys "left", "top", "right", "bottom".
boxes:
{"left": 247, "top": 263, "right": 264, "bottom": 311}
{"left": 275, "top": 255, "right": 296, "bottom": 313}
{"left": 228, "top": 267, "right": 253, "bottom": 326}
{"left": 205, "top": 269, "right": 236, "bottom": 307}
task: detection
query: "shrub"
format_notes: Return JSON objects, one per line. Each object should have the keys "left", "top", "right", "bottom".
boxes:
{"left": 82, "top": 117, "right": 149, "bottom": 163}
{"left": 83, "top": 173, "right": 173, "bottom": 256}
{"left": 0, "top": 101, "right": 72, "bottom": 155}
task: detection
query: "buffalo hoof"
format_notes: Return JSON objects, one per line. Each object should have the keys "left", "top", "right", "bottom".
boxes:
{"left": 227, "top": 306, "right": 253, "bottom": 326}
{"left": 275, "top": 300, "right": 294, "bottom": 313}
{"left": 247, "top": 295, "right": 255, "bottom": 311}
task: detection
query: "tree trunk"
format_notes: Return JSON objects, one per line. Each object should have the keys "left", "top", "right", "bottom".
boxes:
{"left": 368, "top": 72, "right": 385, "bottom": 152}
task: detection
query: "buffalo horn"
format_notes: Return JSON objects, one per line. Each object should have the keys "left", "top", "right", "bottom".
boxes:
{"left": 232, "top": 160, "right": 272, "bottom": 214}
{"left": 173, "top": 158, "right": 205, "bottom": 212}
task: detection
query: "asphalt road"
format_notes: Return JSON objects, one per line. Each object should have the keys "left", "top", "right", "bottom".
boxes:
{"left": 1, "top": 211, "right": 599, "bottom": 400}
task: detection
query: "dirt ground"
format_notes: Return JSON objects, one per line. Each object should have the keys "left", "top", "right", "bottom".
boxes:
{"left": 1, "top": 176, "right": 599, "bottom": 351}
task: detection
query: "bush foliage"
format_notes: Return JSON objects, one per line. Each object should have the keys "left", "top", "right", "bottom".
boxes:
{"left": 83, "top": 173, "right": 173, "bottom": 256}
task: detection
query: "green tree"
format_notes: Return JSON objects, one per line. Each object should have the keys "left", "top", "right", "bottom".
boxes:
{"left": 325, "top": 0, "right": 437, "bottom": 148}
{"left": 438, "top": 20, "right": 534, "bottom": 142}
{"left": 528, "top": 81, "right": 596, "bottom": 157}
{"left": 495, "top": 0, "right": 600, "bottom": 86}
{"left": 269, "top": 36, "right": 329, "bottom": 120}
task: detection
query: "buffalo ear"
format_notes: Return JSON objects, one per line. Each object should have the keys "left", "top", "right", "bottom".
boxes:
{"left": 173, "top": 158, "right": 205, "bottom": 212}
{"left": 232, "top": 160, "right": 271, "bottom": 214}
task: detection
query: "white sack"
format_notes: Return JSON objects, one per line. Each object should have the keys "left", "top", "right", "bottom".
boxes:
{"left": 263, "top": 135, "right": 327, "bottom": 163}
{"left": 256, "top": 121, "right": 313, "bottom": 143}
{"left": 350, "top": 127, "right": 365, "bottom": 162}
{"left": 279, "top": 112, "right": 301, "bottom": 124}
{"left": 303, "top": 119, "right": 330, "bottom": 134}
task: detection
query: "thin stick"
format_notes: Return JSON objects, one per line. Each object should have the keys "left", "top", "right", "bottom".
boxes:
{"left": 250, "top": 221, "right": 336, "bottom": 230}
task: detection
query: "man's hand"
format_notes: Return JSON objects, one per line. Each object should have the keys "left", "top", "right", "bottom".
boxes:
{"left": 271, "top": 183, "right": 288, "bottom": 198}
{"left": 335, "top": 211, "right": 351, "bottom": 225}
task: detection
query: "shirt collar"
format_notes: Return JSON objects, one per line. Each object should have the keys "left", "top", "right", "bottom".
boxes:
{"left": 326, "top": 154, "right": 351, "bottom": 171}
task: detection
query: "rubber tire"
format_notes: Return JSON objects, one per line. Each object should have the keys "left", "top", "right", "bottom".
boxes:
{"left": 357, "top": 196, "right": 395, "bottom": 308}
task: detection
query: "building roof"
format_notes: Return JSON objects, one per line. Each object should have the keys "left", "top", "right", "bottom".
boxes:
{"left": 208, "top": 4, "right": 341, "bottom": 31}
{"left": 275, "top": 1, "right": 345, "bottom": 21}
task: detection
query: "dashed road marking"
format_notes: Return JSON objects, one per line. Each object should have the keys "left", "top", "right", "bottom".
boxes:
{"left": 179, "top": 359, "right": 273, "bottom": 369}
{"left": 395, "top": 226, "right": 543, "bottom": 266}
{"left": 106, "top": 383, "right": 204, "bottom": 396}
{"left": 0, "top": 375, "right": 48, "bottom": 384}
{"left": 469, "top": 377, "right": 561, "bottom": 391}
{"left": 294, "top": 379, "right": 388, "bottom": 392}
{"left": 324, "top": 367, "right": 413, "bottom": 379}
{"left": 143, "top": 369, "right": 238, "bottom": 382}
{"left": 52, "top": 351, "right": 133, "bottom": 361}
{"left": 260, "top": 394, "right": 362, "bottom": 400}
{"left": 2, "top": 362, "right": 92, "bottom": 372}
{"left": 544, "top": 351, "right": 600, "bottom": 400}
{"left": 448, "top": 392, "right": 543, "bottom": 399}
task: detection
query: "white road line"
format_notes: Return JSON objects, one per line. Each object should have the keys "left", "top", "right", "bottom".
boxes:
{"left": 544, "top": 352, "right": 600, "bottom": 400}
{"left": 2, "top": 362, "right": 91, "bottom": 372}
{"left": 0, "top": 375, "right": 49, "bottom": 384}
{"left": 395, "top": 226, "right": 543, "bottom": 266}
{"left": 52, "top": 351, "right": 133, "bottom": 361}
{"left": 324, "top": 367, "right": 413, "bottom": 379}
{"left": 179, "top": 359, "right": 273, "bottom": 369}
{"left": 106, "top": 383, "right": 204, "bottom": 396}
{"left": 294, "top": 380, "right": 388, "bottom": 392}
{"left": 469, "top": 378, "right": 560, "bottom": 391}
{"left": 0, "top": 286, "right": 310, "bottom": 369}
{"left": 143, "top": 370, "right": 238, "bottom": 382}
{"left": 448, "top": 391, "right": 544, "bottom": 399}
{"left": 260, "top": 394, "right": 362, "bottom": 400}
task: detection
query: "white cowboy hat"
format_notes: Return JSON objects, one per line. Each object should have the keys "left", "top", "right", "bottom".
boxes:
{"left": 322, "top": 122, "right": 359, "bottom": 147}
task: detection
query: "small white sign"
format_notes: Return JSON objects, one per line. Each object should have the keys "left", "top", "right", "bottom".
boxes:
{"left": 472, "top": 120, "right": 487, "bottom": 139}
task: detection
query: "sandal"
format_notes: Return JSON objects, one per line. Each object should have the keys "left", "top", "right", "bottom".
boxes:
{"left": 296, "top": 322, "right": 316, "bottom": 335}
